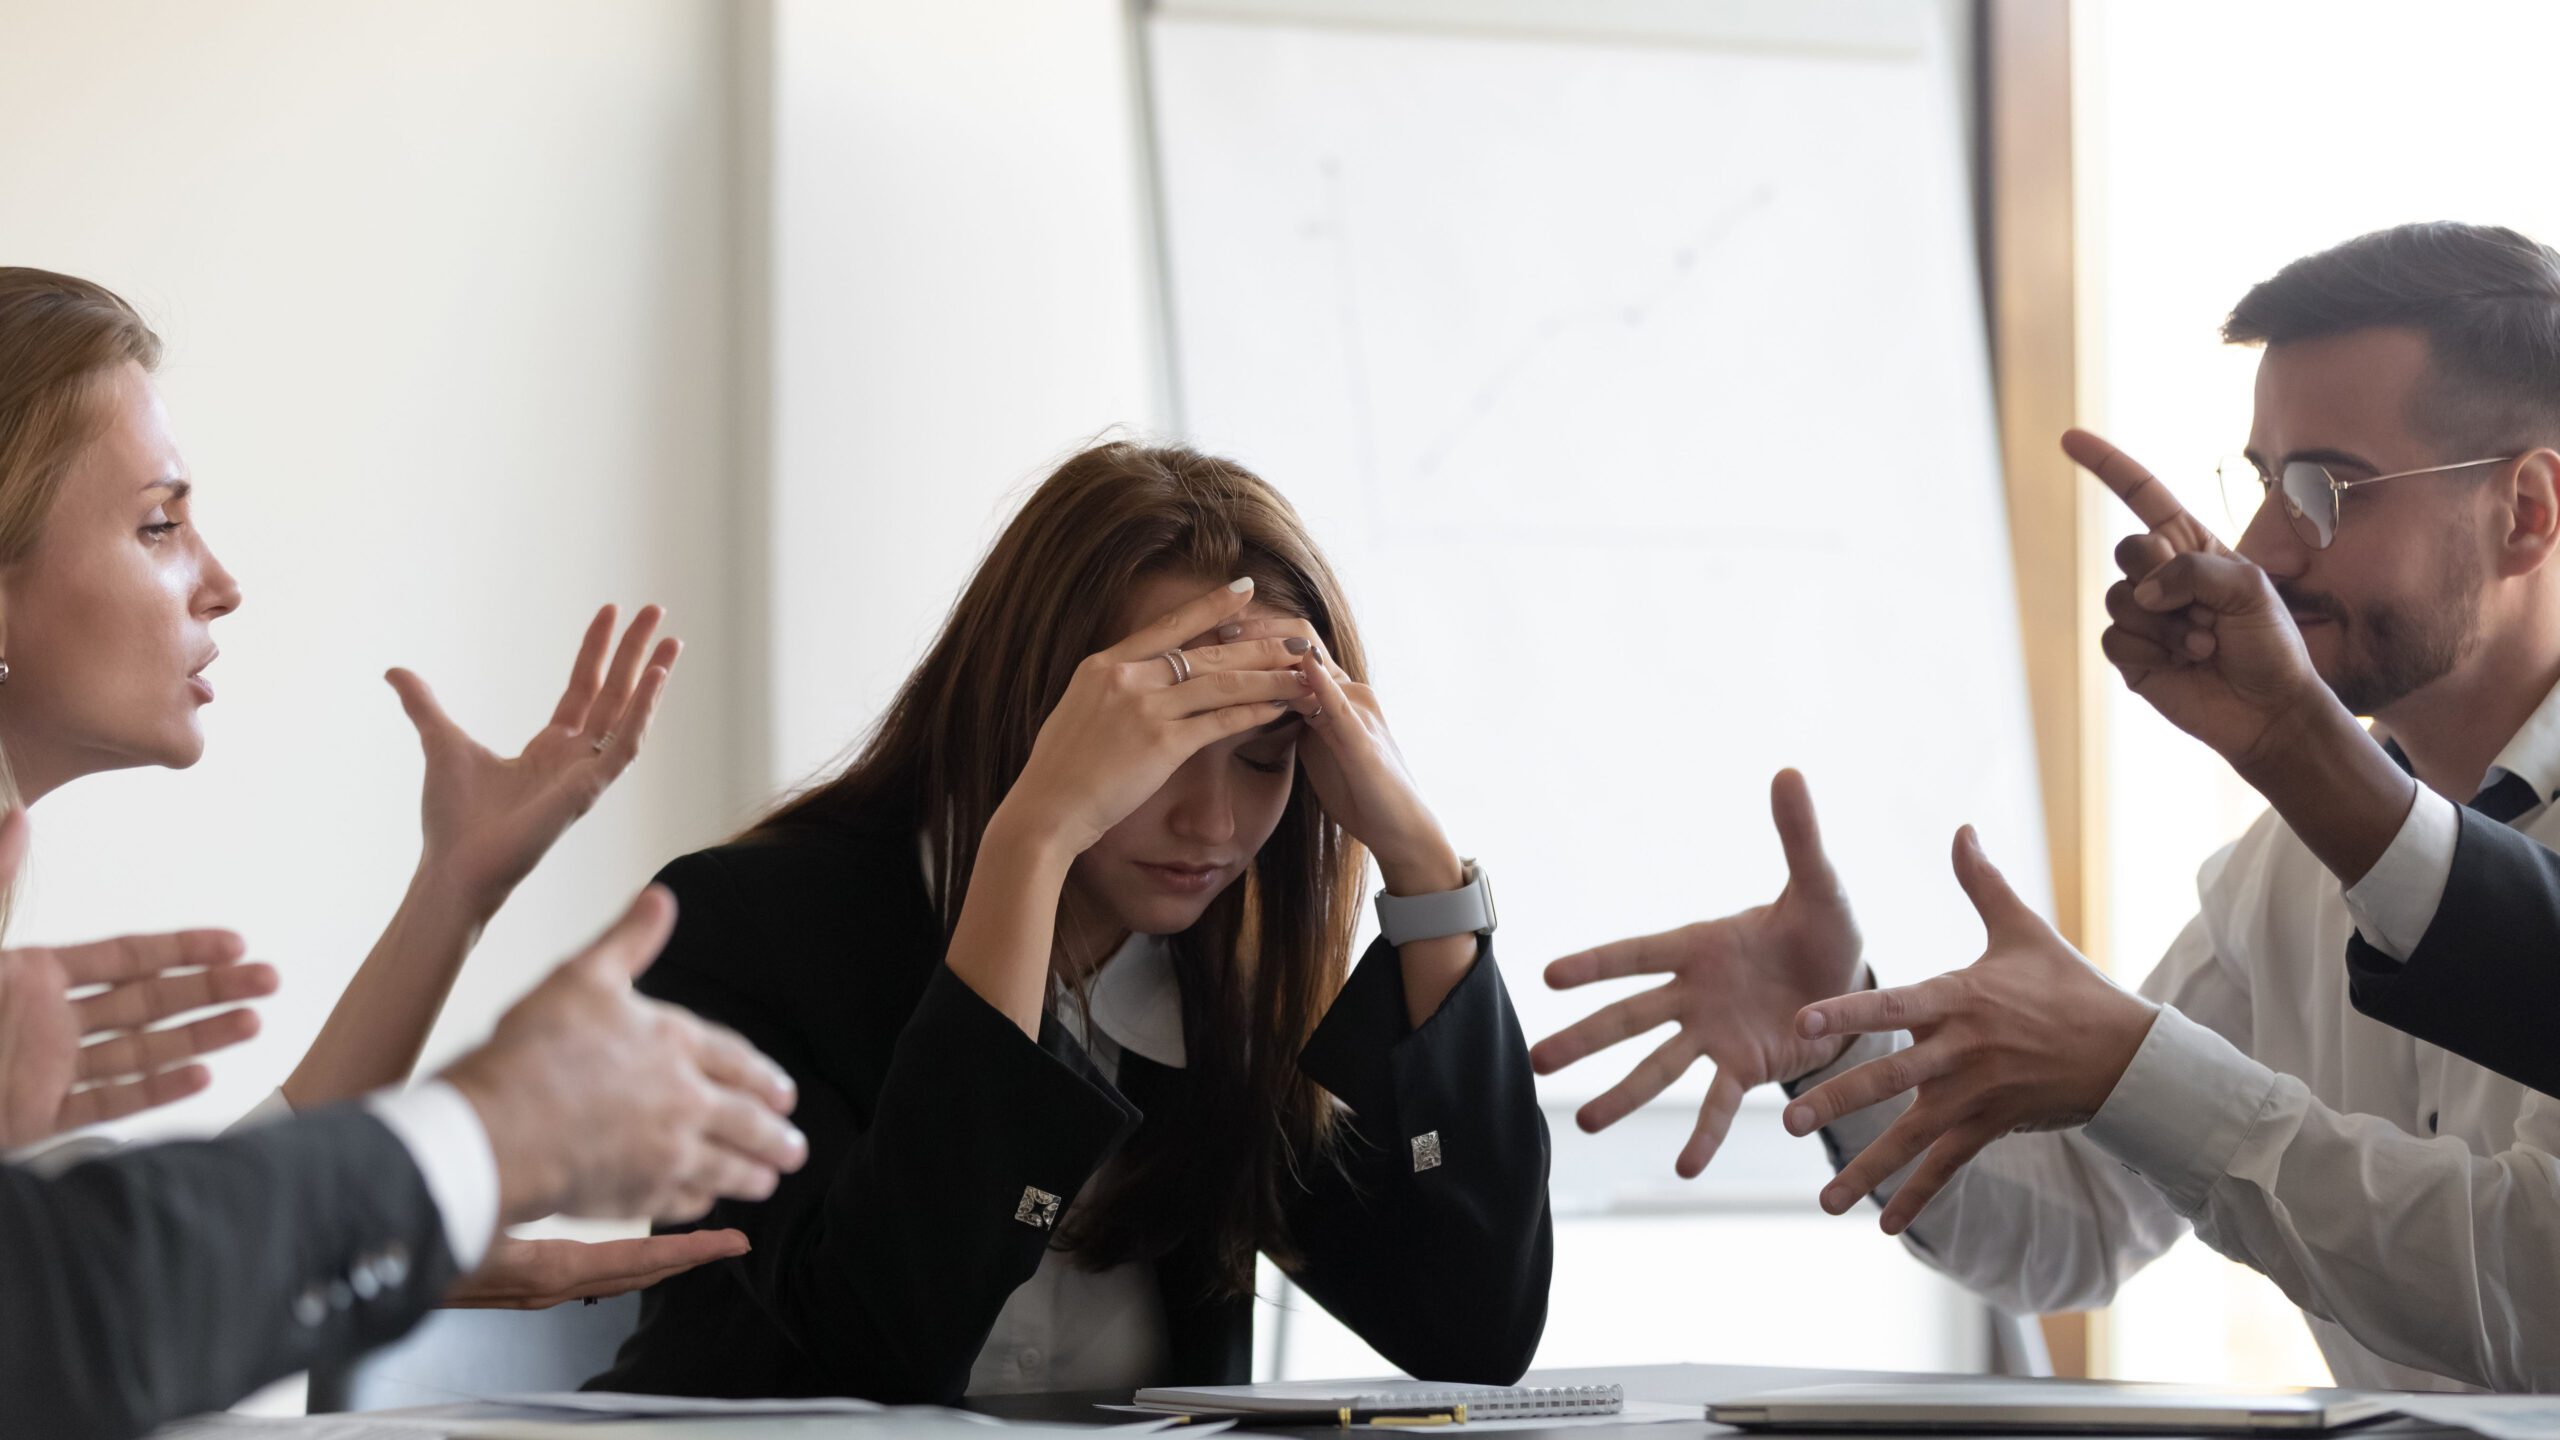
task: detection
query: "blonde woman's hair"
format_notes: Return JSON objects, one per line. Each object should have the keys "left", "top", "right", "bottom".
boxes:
{"left": 0, "top": 269, "right": 167, "bottom": 935}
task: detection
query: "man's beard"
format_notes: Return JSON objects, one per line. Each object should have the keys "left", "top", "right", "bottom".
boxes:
{"left": 2280, "top": 530, "right": 2487, "bottom": 718}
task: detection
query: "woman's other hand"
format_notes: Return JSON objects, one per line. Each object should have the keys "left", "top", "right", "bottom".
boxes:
{"left": 392, "top": 604, "right": 680, "bottom": 914}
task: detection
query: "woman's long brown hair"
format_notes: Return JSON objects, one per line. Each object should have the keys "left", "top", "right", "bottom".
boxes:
{"left": 747, "top": 439, "right": 1370, "bottom": 1295}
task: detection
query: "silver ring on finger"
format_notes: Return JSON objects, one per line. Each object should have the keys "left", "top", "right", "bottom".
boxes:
{"left": 1160, "top": 649, "right": 1193, "bottom": 685}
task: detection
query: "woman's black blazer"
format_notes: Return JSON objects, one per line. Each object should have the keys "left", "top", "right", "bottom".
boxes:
{"left": 588, "top": 800, "right": 1554, "bottom": 1402}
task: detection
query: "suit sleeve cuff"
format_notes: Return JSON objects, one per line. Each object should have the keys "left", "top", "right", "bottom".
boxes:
{"left": 1299, "top": 934, "right": 1489, "bottom": 1119}
{"left": 2341, "top": 784, "right": 2458, "bottom": 962}
{"left": 367, "top": 1079, "right": 500, "bottom": 1273}
{"left": 2082, "top": 1004, "right": 2278, "bottom": 1215}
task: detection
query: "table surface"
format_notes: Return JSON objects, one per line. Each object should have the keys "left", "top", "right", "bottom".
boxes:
{"left": 396, "top": 1362, "right": 2474, "bottom": 1440}
{"left": 954, "top": 1363, "right": 2467, "bottom": 1440}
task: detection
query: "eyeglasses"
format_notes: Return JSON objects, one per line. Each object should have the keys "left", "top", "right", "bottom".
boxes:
{"left": 2217, "top": 452, "right": 2517, "bottom": 550}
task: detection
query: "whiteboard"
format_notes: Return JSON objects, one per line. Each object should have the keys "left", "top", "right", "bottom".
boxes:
{"left": 1145, "top": 5, "right": 2045, "bottom": 1099}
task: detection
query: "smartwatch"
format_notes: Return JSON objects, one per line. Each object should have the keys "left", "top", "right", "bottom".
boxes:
{"left": 1374, "top": 860, "right": 1497, "bottom": 946}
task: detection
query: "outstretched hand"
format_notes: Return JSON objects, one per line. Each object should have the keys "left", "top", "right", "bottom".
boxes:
{"left": 1530, "top": 770, "right": 1865, "bottom": 1177}
{"left": 445, "top": 1228, "right": 749, "bottom": 1310}
{"left": 1782, "top": 825, "right": 2155, "bottom": 1235}
{"left": 0, "top": 811, "right": 278, "bottom": 1147}
{"left": 392, "top": 604, "right": 680, "bottom": 912}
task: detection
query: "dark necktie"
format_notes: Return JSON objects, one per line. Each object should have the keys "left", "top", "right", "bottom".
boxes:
{"left": 2380, "top": 738, "right": 2545, "bottom": 823}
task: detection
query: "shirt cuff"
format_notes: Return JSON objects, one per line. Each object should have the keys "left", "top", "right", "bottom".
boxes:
{"left": 2082, "top": 1004, "right": 2279, "bottom": 1215}
{"left": 366, "top": 1080, "right": 500, "bottom": 1274}
{"left": 2341, "top": 784, "right": 2459, "bottom": 962}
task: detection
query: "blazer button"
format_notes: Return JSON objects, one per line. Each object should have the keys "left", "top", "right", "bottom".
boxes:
{"left": 378, "top": 1243, "right": 411, "bottom": 1289}
{"left": 327, "top": 1279, "right": 355, "bottom": 1312}
{"left": 293, "top": 1287, "right": 328, "bottom": 1328}
{"left": 350, "top": 1259, "right": 383, "bottom": 1300}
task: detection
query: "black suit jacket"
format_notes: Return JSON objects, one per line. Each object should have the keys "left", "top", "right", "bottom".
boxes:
{"left": 2346, "top": 803, "right": 2560, "bottom": 1095}
{"left": 591, "top": 803, "right": 1553, "bottom": 1402}
{"left": 2, "top": 1105, "right": 459, "bottom": 1440}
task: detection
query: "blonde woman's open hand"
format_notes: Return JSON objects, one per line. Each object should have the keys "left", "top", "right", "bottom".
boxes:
{"left": 390, "top": 605, "right": 679, "bottom": 914}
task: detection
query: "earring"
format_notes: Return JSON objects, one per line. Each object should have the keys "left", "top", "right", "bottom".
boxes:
{"left": 0, "top": 657, "right": 12, "bottom": 684}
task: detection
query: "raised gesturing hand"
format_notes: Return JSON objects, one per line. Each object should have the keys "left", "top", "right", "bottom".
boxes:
{"left": 1530, "top": 770, "right": 1865, "bottom": 1177}
{"left": 997, "top": 578, "right": 1319, "bottom": 856}
{"left": 1782, "top": 825, "right": 2156, "bottom": 1235}
{"left": 0, "top": 811, "right": 278, "bottom": 1147}
{"left": 2065, "top": 429, "right": 2332, "bottom": 770}
{"left": 391, "top": 605, "right": 680, "bottom": 912}
{"left": 441, "top": 886, "right": 806, "bottom": 1226}
{"left": 446, "top": 1228, "right": 749, "bottom": 1310}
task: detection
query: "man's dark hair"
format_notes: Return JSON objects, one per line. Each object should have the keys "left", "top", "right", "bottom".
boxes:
{"left": 2224, "top": 221, "right": 2560, "bottom": 452}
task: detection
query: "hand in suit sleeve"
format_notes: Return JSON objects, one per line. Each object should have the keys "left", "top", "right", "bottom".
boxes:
{"left": 1288, "top": 935, "right": 1553, "bottom": 1383}
{"left": 0, "top": 1107, "right": 459, "bottom": 1440}
{"left": 2346, "top": 801, "right": 2560, "bottom": 1095}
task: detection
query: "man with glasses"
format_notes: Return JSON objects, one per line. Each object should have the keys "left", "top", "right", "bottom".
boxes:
{"left": 1536, "top": 221, "right": 2560, "bottom": 1391}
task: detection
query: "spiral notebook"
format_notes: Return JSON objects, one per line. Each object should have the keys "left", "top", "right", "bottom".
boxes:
{"left": 1134, "top": 1379, "right": 1625, "bottom": 1420}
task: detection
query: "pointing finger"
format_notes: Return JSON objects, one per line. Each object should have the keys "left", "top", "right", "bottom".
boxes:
{"left": 2064, "top": 428, "right": 2188, "bottom": 531}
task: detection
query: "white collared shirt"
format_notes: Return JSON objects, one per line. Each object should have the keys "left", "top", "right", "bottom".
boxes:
{"left": 1799, "top": 676, "right": 2560, "bottom": 1392}
{"left": 963, "top": 931, "right": 1183, "bottom": 1397}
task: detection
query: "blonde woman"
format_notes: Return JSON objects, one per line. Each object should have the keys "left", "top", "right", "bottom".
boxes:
{"left": 0, "top": 265, "right": 731, "bottom": 1306}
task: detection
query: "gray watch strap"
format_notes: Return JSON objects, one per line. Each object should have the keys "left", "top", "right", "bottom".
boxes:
{"left": 1374, "top": 860, "right": 1496, "bottom": 946}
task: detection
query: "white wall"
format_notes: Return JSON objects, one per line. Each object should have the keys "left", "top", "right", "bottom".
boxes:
{"left": 0, "top": 0, "right": 743, "bottom": 1133}
{"left": 757, "top": 0, "right": 1165, "bottom": 790}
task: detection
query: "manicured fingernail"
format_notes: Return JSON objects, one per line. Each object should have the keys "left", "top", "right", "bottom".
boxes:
{"left": 2186, "top": 630, "right": 2214, "bottom": 657}
{"left": 1229, "top": 576, "right": 1254, "bottom": 593}
{"left": 1218, "top": 623, "right": 1244, "bottom": 641}
{"left": 1297, "top": 669, "right": 1314, "bottom": 686}
{"left": 1785, "top": 1103, "right": 1815, "bottom": 1135}
{"left": 1284, "top": 637, "right": 1311, "bottom": 655}
{"left": 2134, "top": 579, "right": 2162, "bottom": 607}
{"left": 1272, "top": 699, "right": 1289, "bottom": 708}
{"left": 1799, "top": 1010, "right": 1828, "bottom": 1037}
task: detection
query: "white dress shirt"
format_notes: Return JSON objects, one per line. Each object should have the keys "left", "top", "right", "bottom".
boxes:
{"left": 1799, "top": 676, "right": 2560, "bottom": 1392}
{"left": 965, "top": 932, "right": 1181, "bottom": 1396}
